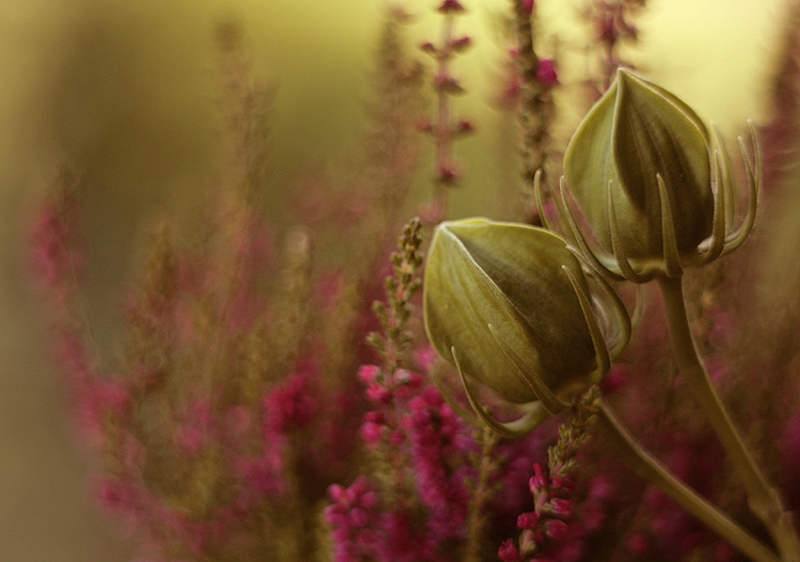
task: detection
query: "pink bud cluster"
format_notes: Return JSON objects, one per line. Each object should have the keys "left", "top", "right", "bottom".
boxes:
{"left": 327, "top": 362, "right": 479, "bottom": 562}
{"left": 498, "top": 461, "right": 632, "bottom": 562}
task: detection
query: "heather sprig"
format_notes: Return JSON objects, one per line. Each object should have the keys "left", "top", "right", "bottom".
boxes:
{"left": 33, "top": 21, "right": 397, "bottom": 562}
{"left": 418, "top": 0, "right": 474, "bottom": 221}
{"left": 499, "top": 387, "right": 600, "bottom": 562}
{"left": 361, "top": 218, "right": 427, "bottom": 499}
{"left": 364, "top": 5, "right": 426, "bottom": 228}
{"left": 462, "top": 428, "right": 502, "bottom": 562}
{"left": 367, "top": 217, "right": 424, "bottom": 374}
{"left": 581, "top": 0, "right": 646, "bottom": 96}
{"left": 506, "top": 0, "right": 560, "bottom": 222}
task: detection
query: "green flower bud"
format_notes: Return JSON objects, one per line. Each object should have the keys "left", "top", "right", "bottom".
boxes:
{"left": 423, "top": 218, "right": 630, "bottom": 436}
{"left": 559, "top": 69, "right": 759, "bottom": 281}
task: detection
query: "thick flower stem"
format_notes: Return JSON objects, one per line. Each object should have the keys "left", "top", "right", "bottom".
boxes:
{"left": 657, "top": 275, "right": 800, "bottom": 562}
{"left": 597, "top": 402, "right": 781, "bottom": 562}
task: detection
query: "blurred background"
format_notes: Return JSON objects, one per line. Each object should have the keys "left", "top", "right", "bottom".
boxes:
{"left": 0, "top": 0, "right": 785, "bottom": 560}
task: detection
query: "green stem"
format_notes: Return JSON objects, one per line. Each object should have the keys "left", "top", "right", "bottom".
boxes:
{"left": 657, "top": 275, "right": 800, "bottom": 561}
{"left": 597, "top": 402, "right": 781, "bottom": 562}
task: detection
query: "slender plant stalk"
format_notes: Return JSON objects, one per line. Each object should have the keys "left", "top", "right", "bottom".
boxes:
{"left": 434, "top": 11, "right": 456, "bottom": 214}
{"left": 463, "top": 428, "right": 500, "bottom": 562}
{"left": 511, "top": 0, "right": 547, "bottom": 190}
{"left": 597, "top": 402, "right": 782, "bottom": 562}
{"left": 657, "top": 275, "right": 800, "bottom": 562}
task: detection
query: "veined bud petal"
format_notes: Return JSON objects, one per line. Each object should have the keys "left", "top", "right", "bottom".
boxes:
{"left": 563, "top": 69, "right": 719, "bottom": 278}
{"left": 423, "top": 218, "right": 630, "bottom": 436}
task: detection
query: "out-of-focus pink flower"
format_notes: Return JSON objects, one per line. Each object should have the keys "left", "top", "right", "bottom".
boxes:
{"left": 523, "top": 0, "right": 535, "bottom": 15}
{"left": 264, "top": 373, "right": 318, "bottom": 433}
{"left": 326, "top": 477, "right": 381, "bottom": 562}
{"left": 438, "top": 0, "right": 465, "bottom": 14}
{"left": 536, "top": 59, "right": 559, "bottom": 88}
{"left": 499, "top": 538, "right": 523, "bottom": 562}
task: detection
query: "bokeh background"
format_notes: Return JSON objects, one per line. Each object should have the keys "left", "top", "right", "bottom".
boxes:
{"left": 0, "top": 0, "right": 786, "bottom": 560}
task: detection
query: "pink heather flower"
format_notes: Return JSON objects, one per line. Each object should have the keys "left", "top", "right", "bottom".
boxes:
{"left": 29, "top": 194, "right": 84, "bottom": 295}
{"left": 75, "top": 377, "right": 132, "bottom": 446}
{"left": 437, "top": 163, "right": 460, "bottom": 185}
{"left": 455, "top": 119, "right": 475, "bottom": 136}
{"left": 239, "top": 451, "right": 287, "bottom": 499}
{"left": 550, "top": 476, "right": 575, "bottom": 493}
{"left": 626, "top": 532, "right": 651, "bottom": 558}
{"left": 499, "top": 538, "right": 523, "bottom": 562}
{"left": 517, "top": 511, "right": 541, "bottom": 529}
{"left": 420, "top": 41, "right": 437, "bottom": 55}
{"left": 545, "top": 519, "right": 569, "bottom": 540}
{"left": 550, "top": 498, "right": 573, "bottom": 516}
{"left": 358, "top": 364, "right": 381, "bottom": 384}
{"left": 536, "top": 59, "right": 559, "bottom": 88}
{"left": 450, "top": 35, "right": 473, "bottom": 52}
{"left": 366, "top": 384, "right": 392, "bottom": 404}
{"left": 264, "top": 373, "right": 317, "bottom": 433}
{"left": 530, "top": 463, "right": 549, "bottom": 491}
{"left": 414, "top": 346, "right": 438, "bottom": 372}
{"left": 433, "top": 74, "right": 464, "bottom": 95}
{"left": 361, "top": 420, "right": 384, "bottom": 446}
{"left": 326, "top": 477, "right": 381, "bottom": 562}
{"left": 96, "top": 476, "right": 137, "bottom": 513}
{"left": 377, "top": 510, "right": 438, "bottom": 562}
{"left": 392, "top": 369, "right": 424, "bottom": 401}
{"left": 523, "top": 0, "right": 535, "bottom": 14}
{"left": 438, "top": 0, "right": 465, "bottom": 14}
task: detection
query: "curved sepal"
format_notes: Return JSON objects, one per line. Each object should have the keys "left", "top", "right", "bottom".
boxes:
{"left": 452, "top": 347, "right": 551, "bottom": 438}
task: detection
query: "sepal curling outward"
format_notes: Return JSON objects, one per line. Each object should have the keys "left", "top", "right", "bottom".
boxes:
{"left": 545, "top": 68, "right": 759, "bottom": 282}
{"left": 423, "top": 219, "right": 631, "bottom": 437}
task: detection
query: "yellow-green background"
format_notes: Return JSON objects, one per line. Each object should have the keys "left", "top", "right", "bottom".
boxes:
{"left": 0, "top": 0, "right": 784, "bottom": 559}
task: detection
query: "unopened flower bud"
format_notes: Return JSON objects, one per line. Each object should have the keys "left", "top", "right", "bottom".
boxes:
{"left": 423, "top": 219, "right": 630, "bottom": 436}
{"left": 560, "top": 68, "right": 759, "bottom": 281}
